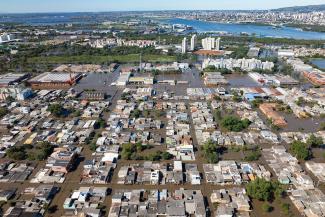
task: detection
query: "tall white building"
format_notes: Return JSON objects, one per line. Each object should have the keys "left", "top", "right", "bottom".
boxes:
{"left": 202, "top": 37, "right": 221, "bottom": 51}
{"left": 215, "top": 37, "right": 221, "bottom": 51}
{"left": 190, "top": 34, "right": 197, "bottom": 51}
{"left": 202, "top": 37, "right": 216, "bottom": 50}
{"left": 182, "top": 37, "right": 187, "bottom": 54}
{"left": 0, "top": 33, "right": 16, "bottom": 44}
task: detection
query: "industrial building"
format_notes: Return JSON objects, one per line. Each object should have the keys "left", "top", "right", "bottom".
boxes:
{"left": 259, "top": 103, "right": 287, "bottom": 127}
{"left": 28, "top": 72, "right": 82, "bottom": 89}
{"left": 248, "top": 72, "right": 299, "bottom": 86}
{"left": 0, "top": 73, "right": 29, "bottom": 87}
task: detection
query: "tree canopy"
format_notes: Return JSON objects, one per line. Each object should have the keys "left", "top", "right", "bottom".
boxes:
{"left": 290, "top": 140, "right": 311, "bottom": 160}
{"left": 246, "top": 178, "right": 284, "bottom": 202}
{"left": 221, "top": 116, "right": 251, "bottom": 132}
{"left": 306, "top": 134, "right": 323, "bottom": 148}
{"left": 202, "top": 140, "right": 219, "bottom": 163}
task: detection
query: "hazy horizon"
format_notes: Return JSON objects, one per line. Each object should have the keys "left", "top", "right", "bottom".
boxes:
{"left": 0, "top": 0, "right": 324, "bottom": 13}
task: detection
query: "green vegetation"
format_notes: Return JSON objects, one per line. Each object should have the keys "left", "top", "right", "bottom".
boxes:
{"left": 118, "top": 32, "right": 184, "bottom": 44}
{"left": 6, "top": 142, "right": 54, "bottom": 161}
{"left": 321, "top": 122, "right": 325, "bottom": 131}
{"left": 30, "top": 142, "right": 54, "bottom": 161}
{"left": 95, "top": 118, "right": 107, "bottom": 129}
{"left": 150, "top": 69, "right": 182, "bottom": 76}
{"left": 251, "top": 99, "right": 263, "bottom": 108}
{"left": 203, "top": 65, "right": 232, "bottom": 75}
{"left": 213, "top": 109, "right": 222, "bottom": 121}
{"left": 306, "top": 134, "right": 323, "bottom": 148}
{"left": 0, "top": 107, "right": 8, "bottom": 118}
{"left": 246, "top": 178, "right": 285, "bottom": 202}
{"left": 244, "top": 149, "right": 261, "bottom": 161}
{"left": 220, "top": 116, "right": 251, "bottom": 132}
{"left": 28, "top": 54, "right": 176, "bottom": 64}
{"left": 280, "top": 203, "right": 291, "bottom": 215}
{"left": 286, "top": 23, "right": 325, "bottom": 33}
{"left": 6, "top": 146, "right": 27, "bottom": 160}
{"left": 221, "top": 35, "right": 325, "bottom": 47}
{"left": 252, "top": 68, "right": 273, "bottom": 74}
{"left": 276, "top": 104, "right": 293, "bottom": 114}
{"left": 47, "top": 103, "right": 69, "bottom": 118}
{"left": 230, "top": 45, "right": 249, "bottom": 58}
{"left": 290, "top": 140, "right": 311, "bottom": 160}
{"left": 295, "top": 96, "right": 306, "bottom": 106}
{"left": 146, "top": 151, "right": 174, "bottom": 161}
{"left": 121, "top": 143, "right": 173, "bottom": 161}
{"left": 262, "top": 203, "right": 273, "bottom": 213}
{"left": 4, "top": 43, "right": 179, "bottom": 73}
{"left": 130, "top": 109, "right": 142, "bottom": 119}
{"left": 277, "top": 63, "right": 294, "bottom": 75}
{"left": 202, "top": 140, "right": 219, "bottom": 163}
{"left": 295, "top": 97, "right": 317, "bottom": 107}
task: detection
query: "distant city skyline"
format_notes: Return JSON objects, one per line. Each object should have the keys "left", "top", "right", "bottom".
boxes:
{"left": 1, "top": 0, "right": 325, "bottom": 13}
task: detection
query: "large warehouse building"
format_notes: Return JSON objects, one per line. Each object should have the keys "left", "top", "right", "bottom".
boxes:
{"left": 0, "top": 73, "right": 29, "bottom": 88}
{"left": 28, "top": 72, "right": 82, "bottom": 89}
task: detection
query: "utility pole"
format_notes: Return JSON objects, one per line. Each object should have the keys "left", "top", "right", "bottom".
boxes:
{"left": 139, "top": 52, "right": 142, "bottom": 73}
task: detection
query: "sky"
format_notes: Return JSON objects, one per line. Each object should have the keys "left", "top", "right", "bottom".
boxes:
{"left": 1, "top": 0, "right": 324, "bottom": 13}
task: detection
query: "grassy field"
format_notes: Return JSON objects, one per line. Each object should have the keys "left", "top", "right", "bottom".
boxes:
{"left": 27, "top": 54, "right": 177, "bottom": 64}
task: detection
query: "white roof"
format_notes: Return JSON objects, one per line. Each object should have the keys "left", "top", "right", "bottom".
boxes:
{"left": 101, "top": 153, "right": 119, "bottom": 162}
{"left": 71, "top": 191, "right": 80, "bottom": 199}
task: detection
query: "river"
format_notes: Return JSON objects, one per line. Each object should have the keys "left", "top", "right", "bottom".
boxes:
{"left": 311, "top": 58, "right": 325, "bottom": 70}
{"left": 166, "top": 18, "right": 325, "bottom": 40}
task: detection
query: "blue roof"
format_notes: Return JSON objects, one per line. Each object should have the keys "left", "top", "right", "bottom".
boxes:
{"left": 244, "top": 93, "right": 262, "bottom": 101}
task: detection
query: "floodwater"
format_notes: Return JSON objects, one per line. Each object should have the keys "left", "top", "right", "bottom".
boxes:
{"left": 227, "top": 74, "right": 261, "bottom": 87}
{"left": 311, "top": 58, "right": 325, "bottom": 70}
{"left": 281, "top": 113, "right": 325, "bottom": 133}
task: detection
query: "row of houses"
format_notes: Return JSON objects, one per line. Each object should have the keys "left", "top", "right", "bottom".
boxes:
{"left": 190, "top": 102, "right": 216, "bottom": 146}
{"left": 202, "top": 58, "right": 274, "bottom": 71}
{"left": 109, "top": 189, "right": 206, "bottom": 217}
{"left": 165, "top": 102, "right": 195, "bottom": 161}
{"left": 4, "top": 185, "right": 58, "bottom": 217}
{"left": 263, "top": 146, "right": 325, "bottom": 217}
{"left": 63, "top": 187, "right": 108, "bottom": 217}
{"left": 0, "top": 161, "right": 34, "bottom": 183}
{"left": 211, "top": 188, "right": 251, "bottom": 217}
{"left": 30, "top": 146, "right": 80, "bottom": 183}
{"left": 117, "top": 161, "right": 201, "bottom": 185}
{"left": 278, "top": 87, "right": 325, "bottom": 118}
{"left": 203, "top": 161, "right": 271, "bottom": 185}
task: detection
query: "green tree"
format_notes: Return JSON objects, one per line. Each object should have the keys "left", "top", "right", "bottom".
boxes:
{"left": 221, "top": 116, "right": 251, "bottom": 132}
{"left": 162, "top": 152, "right": 173, "bottom": 160}
{"left": 281, "top": 203, "right": 291, "bottom": 215}
{"left": 130, "top": 109, "right": 141, "bottom": 119}
{"left": 6, "top": 146, "right": 27, "bottom": 160}
{"left": 202, "top": 140, "right": 219, "bottom": 163}
{"left": 306, "top": 134, "right": 323, "bottom": 148}
{"left": 121, "top": 143, "right": 134, "bottom": 160}
{"left": 251, "top": 99, "right": 263, "bottom": 108}
{"left": 262, "top": 203, "right": 273, "bottom": 213}
{"left": 290, "top": 140, "right": 311, "bottom": 160}
{"left": 34, "top": 142, "right": 54, "bottom": 161}
{"left": 244, "top": 150, "right": 261, "bottom": 161}
{"left": 0, "top": 107, "right": 8, "bottom": 118}
{"left": 246, "top": 178, "right": 274, "bottom": 201}
{"left": 96, "top": 118, "right": 106, "bottom": 129}
{"left": 47, "top": 104, "right": 66, "bottom": 117}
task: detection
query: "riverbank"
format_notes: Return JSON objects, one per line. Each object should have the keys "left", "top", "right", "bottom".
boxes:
{"left": 165, "top": 18, "right": 325, "bottom": 40}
